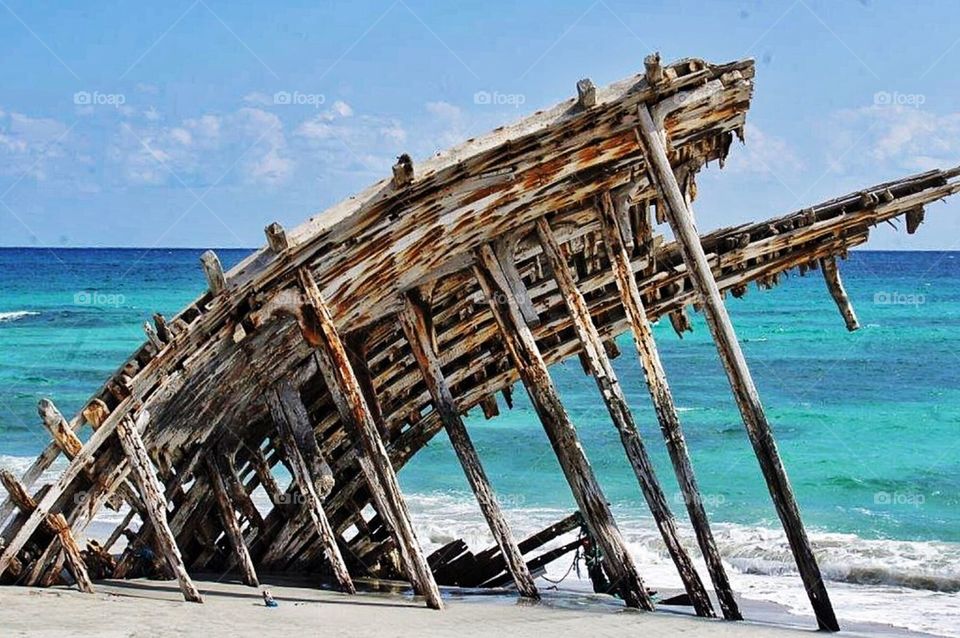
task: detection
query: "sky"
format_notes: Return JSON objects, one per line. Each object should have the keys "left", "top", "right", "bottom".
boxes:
{"left": 1, "top": 0, "right": 960, "bottom": 250}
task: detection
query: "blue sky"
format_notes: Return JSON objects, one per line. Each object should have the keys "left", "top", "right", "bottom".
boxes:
{"left": 1, "top": 0, "right": 959, "bottom": 249}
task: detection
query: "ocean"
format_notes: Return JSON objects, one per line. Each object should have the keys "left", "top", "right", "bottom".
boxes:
{"left": 1, "top": 247, "right": 958, "bottom": 636}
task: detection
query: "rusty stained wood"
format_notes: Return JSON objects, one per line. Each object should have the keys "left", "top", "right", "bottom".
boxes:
{"left": 266, "top": 379, "right": 354, "bottom": 593}
{"left": 399, "top": 290, "right": 539, "bottom": 599}
{"left": 535, "top": 216, "right": 715, "bottom": 617}
{"left": 636, "top": 102, "right": 838, "bottom": 631}
{"left": 594, "top": 195, "right": 742, "bottom": 620}
{"left": 296, "top": 267, "right": 444, "bottom": 610}
{"left": 472, "top": 243, "right": 653, "bottom": 610}
{"left": 0, "top": 470, "right": 93, "bottom": 593}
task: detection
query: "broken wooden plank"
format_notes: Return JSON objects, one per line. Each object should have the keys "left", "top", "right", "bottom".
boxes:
{"left": 400, "top": 290, "right": 539, "bottom": 599}
{"left": 296, "top": 267, "right": 443, "bottom": 610}
{"left": 596, "top": 193, "right": 741, "bottom": 620}
{"left": 0, "top": 470, "right": 93, "bottom": 593}
{"left": 820, "top": 256, "right": 859, "bottom": 332}
{"left": 265, "top": 222, "right": 290, "bottom": 253}
{"left": 473, "top": 243, "right": 653, "bottom": 611}
{"left": 536, "top": 217, "right": 714, "bottom": 617}
{"left": 205, "top": 457, "right": 259, "bottom": 587}
{"left": 200, "top": 250, "right": 226, "bottom": 295}
{"left": 266, "top": 379, "right": 354, "bottom": 593}
{"left": 116, "top": 412, "right": 203, "bottom": 603}
{"left": 636, "top": 102, "right": 838, "bottom": 631}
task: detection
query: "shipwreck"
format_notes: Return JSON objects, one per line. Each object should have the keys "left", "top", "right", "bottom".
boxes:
{"left": 1, "top": 54, "right": 957, "bottom": 632}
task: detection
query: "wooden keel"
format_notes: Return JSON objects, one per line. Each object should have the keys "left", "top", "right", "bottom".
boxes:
{"left": 535, "top": 217, "right": 716, "bottom": 618}
{"left": 594, "top": 196, "right": 742, "bottom": 620}
{"left": 266, "top": 379, "right": 355, "bottom": 593}
{"left": 472, "top": 243, "right": 653, "bottom": 610}
{"left": 296, "top": 267, "right": 444, "bottom": 610}
{"left": 820, "top": 257, "right": 860, "bottom": 331}
{"left": 0, "top": 470, "right": 93, "bottom": 593}
{"left": 205, "top": 457, "right": 259, "bottom": 587}
{"left": 636, "top": 103, "right": 838, "bottom": 631}
{"left": 115, "top": 413, "right": 203, "bottom": 603}
{"left": 399, "top": 291, "right": 539, "bottom": 599}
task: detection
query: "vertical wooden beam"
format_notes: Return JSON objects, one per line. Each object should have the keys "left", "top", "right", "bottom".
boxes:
{"left": 593, "top": 200, "right": 742, "bottom": 620}
{"left": 295, "top": 267, "right": 443, "bottom": 610}
{"left": 399, "top": 291, "right": 539, "bottom": 600}
{"left": 0, "top": 470, "right": 93, "bottom": 593}
{"left": 116, "top": 413, "right": 203, "bottom": 603}
{"left": 205, "top": 457, "right": 259, "bottom": 587}
{"left": 536, "top": 218, "right": 717, "bottom": 617}
{"left": 636, "top": 104, "right": 838, "bottom": 631}
{"left": 266, "top": 379, "right": 355, "bottom": 593}
{"left": 820, "top": 257, "right": 859, "bottom": 332}
{"left": 265, "top": 222, "right": 290, "bottom": 253}
{"left": 472, "top": 244, "right": 653, "bottom": 610}
{"left": 200, "top": 250, "right": 226, "bottom": 295}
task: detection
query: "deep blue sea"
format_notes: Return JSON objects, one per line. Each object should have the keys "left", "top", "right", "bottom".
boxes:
{"left": 1, "top": 248, "right": 958, "bottom": 635}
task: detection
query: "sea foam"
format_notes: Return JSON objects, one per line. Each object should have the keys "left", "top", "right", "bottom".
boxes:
{"left": 0, "top": 310, "right": 39, "bottom": 323}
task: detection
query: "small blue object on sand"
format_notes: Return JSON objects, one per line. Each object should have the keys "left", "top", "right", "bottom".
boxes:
{"left": 262, "top": 590, "right": 278, "bottom": 608}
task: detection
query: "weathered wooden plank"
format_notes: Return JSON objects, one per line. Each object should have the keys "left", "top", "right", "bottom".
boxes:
{"left": 594, "top": 196, "right": 741, "bottom": 620}
{"left": 296, "top": 267, "right": 444, "bottom": 610}
{"left": 0, "top": 470, "right": 93, "bottom": 593}
{"left": 636, "top": 102, "right": 838, "bottom": 631}
{"left": 536, "top": 217, "right": 715, "bottom": 617}
{"left": 205, "top": 457, "right": 259, "bottom": 587}
{"left": 399, "top": 290, "right": 539, "bottom": 599}
{"left": 820, "top": 257, "right": 859, "bottom": 331}
{"left": 116, "top": 413, "right": 202, "bottom": 602}
{"left": 0, "top": 397, "right": 134, "bottom": 578}
{"left": 472, "top": 243, "right": 653, "bottom": 610}
{"left": 266, "top": 379, "right": 354, "bottom": 593}
{"left": 265, "top": 222, "right": 290, "bottom": 253}
{"left": 200, "top": 250, "right": 227, "bottom": 295}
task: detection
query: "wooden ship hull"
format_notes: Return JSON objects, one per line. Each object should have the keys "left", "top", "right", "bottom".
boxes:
{"left": 2, "top": 54, "right": 958, "bottom": 631}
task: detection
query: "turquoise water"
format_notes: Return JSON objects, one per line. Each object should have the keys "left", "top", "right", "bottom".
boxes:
{"left": 1, "top": 248, "right": 959, "bottom": 634}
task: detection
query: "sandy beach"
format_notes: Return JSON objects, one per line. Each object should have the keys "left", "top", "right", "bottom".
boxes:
{"left": 0, "top": 577, "right": 936, "bottom": 638}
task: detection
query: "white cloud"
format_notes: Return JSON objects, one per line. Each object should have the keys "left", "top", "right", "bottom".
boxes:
{"left": 725, "top": 123, "right": 804, "bottom": 177}
{"left": 0, "top": 111, "right": 71, "bottom": 180}
{"left": 110, "top": 107, "right": 294, "bottom": 187}
{"left": 426, "top": 100, "right": 462, "bottom": 121}
{"left": 826, "top": 105, "right": 960, "bottom": 174}
{"left": 242, "top": 91, "right": 274, "bottom": 107}
{"left": 331, "top": 100, "right": 353, "bottom": 117}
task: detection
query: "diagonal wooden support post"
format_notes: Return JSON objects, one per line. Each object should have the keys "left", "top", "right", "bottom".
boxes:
{"left": 593, "top": 198, "right": 742, "bottom": 619}
{"left": 473, "top": 243, "right": 653, "bottom": 610}
{"left": 636, "top": 103, "right": 838, "bottom": 631}
{"left": 536, "top": 217, "right": 716, "bottom": 617}
{"left": 820, "top": 257, "right": 859, "bottom": 332}
{"left": 0, "top": 470, "right": 93, "bottom": 593}
{"left": 399, "top": 290, "right": 539, "bottom": 600}
{"left": 296, "top": 267, "right": 444, "bottom": 610}
{"left": 266, "top": 379, "right": 355, "bottom": 593}
{"left": 116, "top": 413, "right": 203, "bottom": 603}
{"left": 205, "top": 457, "right": 260, "bottom": 587}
